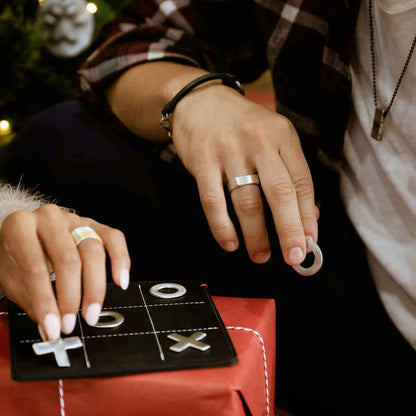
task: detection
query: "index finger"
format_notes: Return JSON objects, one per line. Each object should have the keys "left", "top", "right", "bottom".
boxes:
{"left": 257, "top": 154, "right": 307, "bottom": 266}
{"left": 3, "top": 212, "right": 61, "bottom": 340}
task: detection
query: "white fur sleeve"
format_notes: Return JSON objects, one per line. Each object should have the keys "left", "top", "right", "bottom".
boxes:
{"left": 0, "top": 182, "right": 51, "bottom": 299}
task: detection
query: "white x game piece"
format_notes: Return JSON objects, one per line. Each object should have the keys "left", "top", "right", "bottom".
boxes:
{"left": 167, "top": 332, "right": 211, "bottom": 352}
{"left": 32, "top": 337, "right": 83, "bottom": 367}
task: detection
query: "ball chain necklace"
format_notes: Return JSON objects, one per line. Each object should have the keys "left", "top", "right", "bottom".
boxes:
{"left": 368, "top": 0, "right": 416, "bottom": 141}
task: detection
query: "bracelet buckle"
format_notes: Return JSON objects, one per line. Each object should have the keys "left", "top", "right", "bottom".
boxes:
{"left": 160, "top": 113, "right": 172, "bottom": 137}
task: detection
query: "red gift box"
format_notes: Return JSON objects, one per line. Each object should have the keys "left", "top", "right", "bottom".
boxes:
{"left": 0, "top": 296, "right": 275, "bottom": 416}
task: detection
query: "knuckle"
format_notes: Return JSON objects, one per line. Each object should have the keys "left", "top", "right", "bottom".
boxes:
{"left": 108, "top": 228, "right": 125, "bottom": 243}
{"left": 210, "top": 220, "right": 231, "bottom": 237}
{"left": 21, "top": 261, "right": 48, "bottom": 277}
{"left": 280, "top": 223, "right": 304, "bottom": 241}
{"left": 293, "top": 177, "right": 314, "bottom": 197}
{"left": 239, "top": 121, "right": 267, "bottom": 149}
{"left": 57, "top": 252, "right": 81, "bottom": 270}
{"left": 234, "top": 196, "right": 262, "bottom": 217}
{"left": 37, "top": 203, "right": 61, "bottom": 217}
{"left": 269, "top": 182, "right": 296, "bottom": 203}
{"left": 276, "top": 114, "right": 295, "bottom": 134}
{"left": 2, "top": 210, "right": 31, "bottom": 232}
{"left": 302, "top": 212, "right": 318, "bottom": 226}
{"left": 200, "top": 192, "right": 221, "bottom": 212}
{"left": 67, "top": 212, "right": 81, "bottom": 223}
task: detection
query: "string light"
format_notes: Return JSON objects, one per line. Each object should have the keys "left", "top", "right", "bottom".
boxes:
{"left": 86, "top": 2, "right": 98, "bottom": 14}
{"left": 0, "top": 119, "right": 14, "bottom": 146}
{"left": 0, "top": 120, "right": 11, "bottom": 136}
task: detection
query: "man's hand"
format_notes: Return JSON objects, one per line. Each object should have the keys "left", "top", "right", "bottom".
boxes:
{"left": 170, "top": 83, "right": 319, "bottom": 266}
{"left": 0, "top": 204, "right": 130, "bottom": 340}
{"left": 106, "top": 62, "right": 318, "bottom": 266}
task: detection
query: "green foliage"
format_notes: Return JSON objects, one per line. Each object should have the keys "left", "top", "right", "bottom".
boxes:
{"left": 0, "top": 0, "right": 129, "bottom": 133}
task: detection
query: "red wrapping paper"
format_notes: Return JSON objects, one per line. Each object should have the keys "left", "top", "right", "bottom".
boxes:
{"left": 0, "top": 296, "right": 275, "bottom": 416}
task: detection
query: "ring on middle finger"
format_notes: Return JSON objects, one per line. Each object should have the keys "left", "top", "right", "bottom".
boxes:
{"left": 71, "top": 226, "right": 103, "bottom": 247}
{"left": 227, "top": 174, "right": 260, "bottom": 193}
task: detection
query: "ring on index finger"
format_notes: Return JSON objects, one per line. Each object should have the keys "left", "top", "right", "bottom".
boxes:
{"left": 227, "top": 174, "right": 260, "bottom": 193}
{"left": 71, "top": 226, "right": 103, "bottom": 247}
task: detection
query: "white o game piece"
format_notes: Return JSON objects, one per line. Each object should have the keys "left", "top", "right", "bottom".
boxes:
{"left": 149, "top": 283, "right": 187, "bottom": 299}
{"left": 91, "top": 311, "right": 124, "bottom": 328}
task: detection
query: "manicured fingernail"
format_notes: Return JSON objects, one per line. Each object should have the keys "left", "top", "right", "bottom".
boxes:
{"left": 85, "top": 303, "right": 101, "bottom": 326}
{"left": 288, "top": 247, "right": 305, "bottom": 265}
{"left": 120, "top": 268, "right": 130, "bottom": 290}
{"left": 62, "top": 314, "right": 76, "bottom": 334}
{"left": 252, "top": 250, "right": 271, "bottom": 263}
{"left": 43, "top": 313, "right": 61, "bottom": 340}
{"left": 38, "top": 324, "right": 47, "bottom": 341}
{"left": 223, "top": 241, "right": 237, "bottom": 251}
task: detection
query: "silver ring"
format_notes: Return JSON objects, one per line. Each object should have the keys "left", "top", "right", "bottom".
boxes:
{"left": 71, "top": 226, "right": 103, "bottom": 247}
{"left": 90, "top": 311, "right": 125, "bottom": 328}
{"left": 292, "top": 236, "right": 323, "bottom": 276}
{"left": 149, "top": 283, "right": 187, "bottom": 299}
{"left": 227, "top": 174, "right": 260, "bottom": 193}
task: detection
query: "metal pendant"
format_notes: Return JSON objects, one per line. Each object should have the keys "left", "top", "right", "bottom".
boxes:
{"left": 371, "top": 106, "right": 385, "bottom": 141}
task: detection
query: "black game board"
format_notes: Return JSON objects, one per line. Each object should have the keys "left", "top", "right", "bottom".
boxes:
{"left": 8, "top": 280, "right": 237, "bottom": 381}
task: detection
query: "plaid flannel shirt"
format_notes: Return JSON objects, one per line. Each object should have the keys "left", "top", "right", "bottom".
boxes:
{"left": 77, "top": 0, "right": 361, "bottom": 170}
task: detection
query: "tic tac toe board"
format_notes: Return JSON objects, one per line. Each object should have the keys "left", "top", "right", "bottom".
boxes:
{"left": 8, "top": 280, "right": 237, "bottom": 381}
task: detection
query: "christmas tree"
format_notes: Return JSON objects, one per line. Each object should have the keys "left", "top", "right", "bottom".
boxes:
{"left": 0, "top": 0, "right": 129, "bottom": 145}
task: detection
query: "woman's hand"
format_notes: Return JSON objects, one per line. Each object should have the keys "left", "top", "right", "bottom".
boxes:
{"left": 0, "top": 204, "right": 130, "bottom": 341}
{"left": 171, "top": 84, "right": 319, "bottom": 266}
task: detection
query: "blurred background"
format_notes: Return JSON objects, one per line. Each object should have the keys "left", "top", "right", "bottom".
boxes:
{"left": 0, "top": 0, "right": 274, "bottom": 149}
{"left": 0, "top": 0, "right": 130, "bottom": 147}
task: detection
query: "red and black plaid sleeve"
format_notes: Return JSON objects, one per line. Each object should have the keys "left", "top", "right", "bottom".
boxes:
{"left": 77, "top": 0, "right": 268, "bottom": 110}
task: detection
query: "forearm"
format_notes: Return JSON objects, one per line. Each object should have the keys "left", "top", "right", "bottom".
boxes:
{"left": 105, "top": 61, "right": 210, "bottom": 141}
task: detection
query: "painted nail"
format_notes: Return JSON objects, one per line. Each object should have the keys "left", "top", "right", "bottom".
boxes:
{"left": 38, "top": 324, "right": 47, "bottom": 342}
{"left": 288, "top": 247, "right": 305, "bottom": 265}
{"left": 43, "top": 314, "right": 61, "bottom": 340}
{"left": 85, "top": 303, "right": 101, "bottom": 326}
{"left": 61, "top": 314, "right": 76, "bottom": 334}
{"left": 120, "top": 268, "right": 130, "bottom": 290}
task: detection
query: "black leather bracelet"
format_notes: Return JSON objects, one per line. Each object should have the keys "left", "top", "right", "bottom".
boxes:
{"left": 160, "top": 73, "right": 245, "bottom": 137}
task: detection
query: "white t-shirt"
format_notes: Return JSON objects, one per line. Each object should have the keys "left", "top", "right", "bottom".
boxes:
{"left": 340, "top": 0, "right": 416, "bottom": 347}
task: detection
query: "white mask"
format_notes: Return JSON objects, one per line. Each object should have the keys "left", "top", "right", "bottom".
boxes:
{"left": 38, "top": 0, "right": 94, "bottom": 59}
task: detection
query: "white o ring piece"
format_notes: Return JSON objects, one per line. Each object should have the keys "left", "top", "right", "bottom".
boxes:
{"left": 71, "top": 226, "right": 103, "bottom": 247}
{"left": 292, "top": 236, "right": 323, "bottom": 276}
{"left": 91, "top": 311, "right": 124, "bottom": 328}
{"left": 150, "top": 283, "right": 187, "bottom": 299}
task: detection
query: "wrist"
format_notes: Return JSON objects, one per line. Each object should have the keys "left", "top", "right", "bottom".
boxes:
{"left": 162, "top": 67, "right": 211, "bottom": 105}
{"left": 161, "top": 72, "right": 244, "bottom": 138}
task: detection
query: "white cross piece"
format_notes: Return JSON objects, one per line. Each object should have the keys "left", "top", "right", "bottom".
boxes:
{"left": 167, "top": 332, "right": 211, "bottom": 353}
{"left": 32, "top": 337, "right": 83, "bottom": 367}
